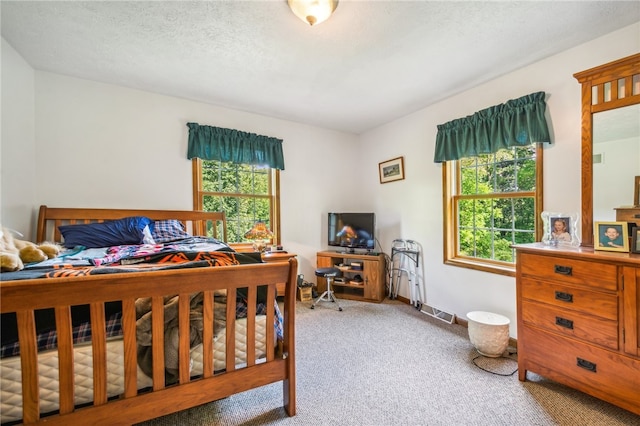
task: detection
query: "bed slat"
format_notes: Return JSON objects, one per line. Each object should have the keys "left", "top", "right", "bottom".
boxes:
{"left": 151, "top": 296, "right": 165, "bottom": 390}
{"left": 90, "top": 302, "right": 108, "bottom": 405}
{"left": 225, "top": 290, "right": 237, "bottom": 372}
{"left": 266, "top": 285, "right": 276, "bottom": 362}
{"left": 246, "top": 287, "right": 257, "bottom": 367}
{"left": 178, "top": 294, "right": 190, "bottom": 384}
{"left": 202, "top": 291, "right": 214, "bottom": 378}
{"left": 121, "top": 299, "right": 138, "bottom": 398}
{"left": 17, "top": 310, "right": 39, "bottom": 423}
{"left": 54, "top": 306, "right": 74, "bottom": 414}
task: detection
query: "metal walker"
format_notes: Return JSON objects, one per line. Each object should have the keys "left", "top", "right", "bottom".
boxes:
{"left": 389, "top": 239, "right": 424, "bottom": 308}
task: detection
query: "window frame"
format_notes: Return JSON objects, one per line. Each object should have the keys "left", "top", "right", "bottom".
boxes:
{"left": 192, "top": 158, "right": 281, "bottom": 246}
{"left": 442, "top": 143, "right": 544, "bottom": 276}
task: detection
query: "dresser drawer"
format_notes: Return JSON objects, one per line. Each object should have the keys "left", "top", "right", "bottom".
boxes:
{"left": 520, "top": 278, "right": 618, "bottom": 321}
{"left": 519, "top": 253, "right": 617, "bottom": 291}
{"left": 520, "top": 326, "right": 640, "bottom": 414}
{"left": 521, "top": 300, "right": 618, "bottom": 350}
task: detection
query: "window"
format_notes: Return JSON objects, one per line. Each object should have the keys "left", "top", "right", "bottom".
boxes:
{"left": 193, "top": 159, "right": 280, "bottom": 244}
{"left": 443, "top": 144, "right": 543, "bottom": 276}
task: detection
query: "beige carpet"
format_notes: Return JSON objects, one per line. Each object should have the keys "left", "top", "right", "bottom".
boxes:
{"left": 138, "top": 299, "right": 639, "bottom": 426}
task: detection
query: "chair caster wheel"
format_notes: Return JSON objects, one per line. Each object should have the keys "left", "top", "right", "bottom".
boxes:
{"left": 339, "top": 307, "right": 343, "bottom": 311}
{"left": 310, "top": 305, "right": 315, "bottom": 309}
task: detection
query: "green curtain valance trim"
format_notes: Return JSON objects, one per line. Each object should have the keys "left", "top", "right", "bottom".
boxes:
{"left": 187, "top": 122, "right": 285, "bottom": 170}
{"left": 433, "top": 91, "right": 551, "bottom": 163}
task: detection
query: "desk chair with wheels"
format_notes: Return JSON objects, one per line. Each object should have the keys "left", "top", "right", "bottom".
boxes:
{"left": 311, "top": 267, "right": 342, "bottom": 311}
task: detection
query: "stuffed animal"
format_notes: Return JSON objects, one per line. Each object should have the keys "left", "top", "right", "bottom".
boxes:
{"left": 0, "top": 226, "right": 62, "bottom": 272}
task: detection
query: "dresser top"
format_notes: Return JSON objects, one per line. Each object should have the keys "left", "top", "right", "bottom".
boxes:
{"left": 513, "top": 243, "right": 640, "bottom": 266}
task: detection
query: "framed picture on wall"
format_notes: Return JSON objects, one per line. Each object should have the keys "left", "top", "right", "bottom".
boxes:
{"left": 379, "top": 157, "right": 405, "bottom": 184}
{"left": 594, "top": 221, "right": 629, "bottom": 252}
{"left": 541, "top": 211, "right": 580, "bottom": 246}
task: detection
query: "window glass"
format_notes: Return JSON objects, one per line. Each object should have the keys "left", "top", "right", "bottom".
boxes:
{"left": 445, "top": 144, "right": 541, "bottom": 275}
{"left": 195, "top": 160, "right": 278, "bottom": 244}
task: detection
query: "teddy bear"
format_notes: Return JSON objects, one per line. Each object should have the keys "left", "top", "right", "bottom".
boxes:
{"left": 0, "top": 226, "right": 62, "bottom": 272}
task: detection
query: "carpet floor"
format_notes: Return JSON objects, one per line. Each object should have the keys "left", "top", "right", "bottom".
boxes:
{"left": 138, "top": 299, "right": 639, "bottom": 425}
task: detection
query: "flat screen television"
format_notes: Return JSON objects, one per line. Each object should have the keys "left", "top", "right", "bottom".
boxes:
{"left": 328, "top": 212, "right": 375, "bottom": 250}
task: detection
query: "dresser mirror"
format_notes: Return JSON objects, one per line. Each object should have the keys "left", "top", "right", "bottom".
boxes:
{"left": 574, "top": 54, "right": 640, "bottom": 247}
{"left": 592, "top": 104, "right": 640, "bottom": 222}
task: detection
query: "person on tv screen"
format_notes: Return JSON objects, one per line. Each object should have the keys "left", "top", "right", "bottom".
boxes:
{"left": 336, "top": 225, "right": 372, "bottom": 247}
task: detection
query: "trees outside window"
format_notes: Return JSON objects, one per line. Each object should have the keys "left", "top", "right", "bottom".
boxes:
{"left": 193, "top": 159, "right": 279, "bottom": 244}
{"left": 444, "top": 144, "right": 542, "bottom": 275}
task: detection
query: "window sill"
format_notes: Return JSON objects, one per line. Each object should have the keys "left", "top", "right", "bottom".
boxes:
{"left": 444, "top": 257, "right": 515, "bottom": 278}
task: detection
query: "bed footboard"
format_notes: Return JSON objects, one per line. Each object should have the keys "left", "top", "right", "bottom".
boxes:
{"left": 0, "top": 259, "right": 297, "bottom": 425}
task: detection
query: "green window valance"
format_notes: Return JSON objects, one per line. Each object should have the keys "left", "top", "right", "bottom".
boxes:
{"left": 433, "top": 92, "right": 551, "bottom": 163}
{"left": 187, "top": 123, "right": 285, "bottom": 170}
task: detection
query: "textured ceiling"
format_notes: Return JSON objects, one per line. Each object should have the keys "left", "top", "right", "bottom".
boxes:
{"left": 1, "top": 1, "right": 639, "bottom": 134}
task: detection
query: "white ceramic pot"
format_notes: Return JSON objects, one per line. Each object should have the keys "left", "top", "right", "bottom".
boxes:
{"left": 467, "top": 311, "right": 510, "bottom": 358}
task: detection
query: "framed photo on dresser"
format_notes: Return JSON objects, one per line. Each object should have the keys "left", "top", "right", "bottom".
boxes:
{"left": 594, "top": 221, "right": 629, "bottom": 252}
{"left": 541, "top": 211, "right": 580, "bottom": 246}
{"left": 631, "top": 227, "right": 640, "bottom": 254}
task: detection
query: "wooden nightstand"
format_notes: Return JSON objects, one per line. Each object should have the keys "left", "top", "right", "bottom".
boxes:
{"left": 262, "top": 252, "right": 297, "bottom": 297}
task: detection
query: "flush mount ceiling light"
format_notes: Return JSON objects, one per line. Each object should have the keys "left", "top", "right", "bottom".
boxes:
{"left": 287, "top": 0, "right": 339, "bottom": 26}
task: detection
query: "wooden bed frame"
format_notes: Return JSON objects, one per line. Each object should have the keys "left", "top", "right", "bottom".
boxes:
{"left": 1, "top": 206, "right": 297, "bottom": 425}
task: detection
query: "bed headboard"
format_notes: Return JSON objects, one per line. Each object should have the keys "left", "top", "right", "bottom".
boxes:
{"left": 36, "top": 205, "right": 227, "bottom": 243}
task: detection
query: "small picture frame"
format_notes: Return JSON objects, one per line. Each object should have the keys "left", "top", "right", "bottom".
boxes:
{"left": 634, "top": 176, "right": 640, "bottom": 206}
{"left": 631, "top": 227, "right": 640, "bottom": 254}
{"left": 541, "top": 211, "right": 580, "bottom": 247}
{"left": 594, "top": 221, "right": 629, "bottom": 252}
{"left": 379, "top": 156, "right": 405, "bottom": 184}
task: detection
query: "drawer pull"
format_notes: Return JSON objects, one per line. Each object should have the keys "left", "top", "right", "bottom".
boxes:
{"left": 555, "top": 316, "right": 574, "bottom": 329}
{"left": 554, "top": 291, "right": 573, "bottom": 303}
{"left": 554, "top": 265, "right": 573, "bottom": 276}
{"left": 576, "top": 357, "right": 597, "bottom": 373}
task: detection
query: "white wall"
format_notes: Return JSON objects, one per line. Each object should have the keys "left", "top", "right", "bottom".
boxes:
{"left": 1, "top": 39, "right": 37, "bottom": 237}
{"left": 359, "top": 22, "right": 640, "bottom": 336}
{"left": 2, "top": 22, "right": 639, "bottom": 338}
{"left": 2, "top": 48, "right": 360, "bottom": 279}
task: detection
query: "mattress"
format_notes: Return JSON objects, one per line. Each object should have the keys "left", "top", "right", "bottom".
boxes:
{"left": 0, "top": 315, "right": 269, "bottom": 424}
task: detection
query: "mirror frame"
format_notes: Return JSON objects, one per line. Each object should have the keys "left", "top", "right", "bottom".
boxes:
{"left": 573, "top": 53, "right": 640, "bottom": 247}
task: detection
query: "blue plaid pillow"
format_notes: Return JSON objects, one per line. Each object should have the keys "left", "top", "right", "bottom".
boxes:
{"left": 152, "top": 219, "right": 190, "bottom": 243}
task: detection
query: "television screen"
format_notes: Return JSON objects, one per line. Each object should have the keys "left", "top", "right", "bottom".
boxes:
{"left": 328, "top": 212, "right": 375, "bottom": 250}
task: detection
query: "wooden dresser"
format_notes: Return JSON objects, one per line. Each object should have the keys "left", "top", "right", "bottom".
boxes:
{"left": 515, "top": 243, "right": 639, "bottom": 415}
{"left": 615, "top": 206, "right": 640, "bottom": 224}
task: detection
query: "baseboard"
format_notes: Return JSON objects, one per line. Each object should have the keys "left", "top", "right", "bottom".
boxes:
{"left": 392, "top": 296, "right": 518, "bottom": 349}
